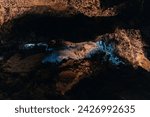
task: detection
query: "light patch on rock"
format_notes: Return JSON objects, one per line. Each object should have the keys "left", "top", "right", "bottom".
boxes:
{"left": 96, "top": 41, "right": 124, "bottom": 65}
{"left": 21, "top": 43, "right": 53, "bottom": 51}
{"left": 42, "top": 41, "right": 124, "bottom": 65}
{"left": 23, "top": 44, "right": 36, "bottom": 49}
{"left": 21, "top": 41, "right": 124, "bottom": 65}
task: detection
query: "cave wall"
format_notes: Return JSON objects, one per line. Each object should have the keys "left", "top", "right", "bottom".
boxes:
{"left": 0, "top": 0, "right": 143, "bottom": 26}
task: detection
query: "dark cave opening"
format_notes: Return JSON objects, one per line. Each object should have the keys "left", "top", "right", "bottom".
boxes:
{"left": 1, "top": 12, "right": 142, "bottom": 51}
{"left": 0, "top": 13, "right": 141, "bottom": 61}
{"left": 0, "top": 14, "right": 121, "bottom": 60}
{"left": 101, "top": 0, "right": 127, "bottom": 8}
{"left": 9, "top": 14, "right": 118, "bottom": 43}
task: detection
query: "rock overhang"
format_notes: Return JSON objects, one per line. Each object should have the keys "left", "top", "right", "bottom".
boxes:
{"left": 0, "top": 0, "right": 142, "bottom": 26}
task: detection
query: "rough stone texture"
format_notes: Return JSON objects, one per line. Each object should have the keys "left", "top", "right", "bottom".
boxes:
{"left": 0, "top": 27, "right": 150, "bottom": 99}
{"left": 0, "top": 0, "right": 149, "bottom": 99}
{"left": 1, "top": 28, "right": 150, "bottom": 95}
{"left": 0, "top": 0, "right": 126, "bottom": 25}
{"left": 96, "top": 29, "right": 150, "bottom": 72}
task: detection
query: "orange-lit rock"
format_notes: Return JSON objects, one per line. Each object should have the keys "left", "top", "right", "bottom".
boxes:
{"left": 0, "top": 0, "right": 124, "bottom": 25}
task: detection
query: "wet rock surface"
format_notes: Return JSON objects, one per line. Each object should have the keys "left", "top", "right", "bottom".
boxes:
{"left": 0, "top": 0, "right": 150, "bottom": 99}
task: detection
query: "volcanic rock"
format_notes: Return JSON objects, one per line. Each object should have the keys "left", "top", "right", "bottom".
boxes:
{"left": 0, "top": 0, "right": 149, "bottom": 99}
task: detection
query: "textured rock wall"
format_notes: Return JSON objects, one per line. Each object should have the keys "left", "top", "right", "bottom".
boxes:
{"left": 0, "top": 0, "right": 67, "bottom": 25}
{"left": 0, "top": 0, "right": 149, "bottom": 99}
{"left": 0, "top": 0, "right": 122, "bottom": 25}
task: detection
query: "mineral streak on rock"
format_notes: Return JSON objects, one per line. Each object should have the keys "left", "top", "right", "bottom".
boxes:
{"left": 0, "top": 0, "right": 120, "bottom": 25}
{"left": 96, "top": 41, "right": 124, "bottom": 65}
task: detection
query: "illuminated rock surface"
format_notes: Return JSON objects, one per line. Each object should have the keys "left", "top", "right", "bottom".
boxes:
{"left": 0, "top": 0, "right": 150, "bottom": 99}
{"left": 0, "top": 0, "right": 111, "bottom": 25}
{"left": 22, "top": 40, "right": 124, "bottom": 65}
{"left": 0, "top": 0, "right": 142, "bottom": 25}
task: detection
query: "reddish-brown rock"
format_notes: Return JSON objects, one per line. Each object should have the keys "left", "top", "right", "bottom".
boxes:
{"left": 0, "top": 0, "right": 125, "bottom": 25}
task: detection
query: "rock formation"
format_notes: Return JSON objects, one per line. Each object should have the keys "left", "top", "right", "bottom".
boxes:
{"left": 1, "top": 28, "right": 150, "bottom": 95}
{"left": 0, "top": 0, "right": 142, "bottom": 25}
{"left": 0, "top": 0, "right": 149, "bottom": 99}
